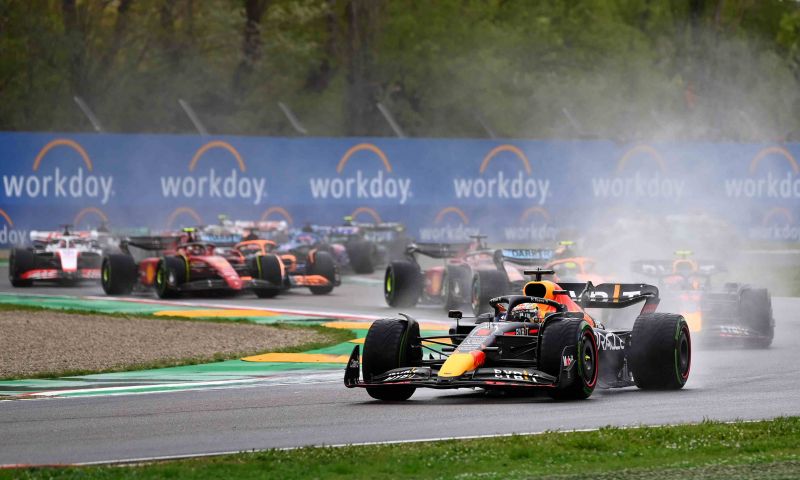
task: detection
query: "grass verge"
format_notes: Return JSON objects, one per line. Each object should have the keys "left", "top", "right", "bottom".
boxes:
{"left": 3, "top": 417, "right": 798, "bottom": 479}
{"left": 0, "top": 303, "right": 354, "bottom": 381}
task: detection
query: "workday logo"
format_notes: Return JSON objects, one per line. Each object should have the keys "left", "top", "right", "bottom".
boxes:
{"left": 418, "top": 206, "right": 480, "bottom": 242}
{"left": 503, "top": 207, "right": 557, "bottom": 242}
{"left": 591, "top": 145, "right": 684, "bottom": 201}
{"left": 0, "top": 209, "right": 27, "bottom": 246}
{"left": 2, "top": 138, "right": 115, "bottom": 204}
{"left": 309, "top": 143, "right": 413, "bottom": 205}
{"left": 159, "top": 141, "right": 267, "bottom": 205}
{"left": 725, "top": 147, "right": 800, "bottom": 200}
{"left": 748, "top": 207, "right": 800, "bottom": 241}
{"left": 453, "top": 145, "right": 550, "bottom": 205}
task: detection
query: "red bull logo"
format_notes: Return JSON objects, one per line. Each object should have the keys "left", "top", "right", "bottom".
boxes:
{"left": 2, "top": 138, "right": 114, "bottom": 204}
{"left": 725, "top": 146, "right": 800, "bottom": 199}
{"left": 159, "top": 141, "right": 267, "bottom": 205}
{"left": 749, "top": 207, "right": 799, "bottom": 241}
{"left": 504, "top": 207, "right": 557, "bottom": 242}
{"left": 419, "top": 206, "right": 479, "bottom": 241}
{"left": 0, "top": 209, "right": 27, "bottom": 246}
{"left": 590, "top": 144, "right": 684, "bottom": 201}
{"left": 308, "top": 143, "right": 412, "bottom": 205}
{"left": 452, "top": 144, "right": 549, "bottom": 204}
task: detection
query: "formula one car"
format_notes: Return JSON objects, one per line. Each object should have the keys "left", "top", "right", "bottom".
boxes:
{"left": 100, "top": 229, "right": 337, "bottom": 298}
{"left": 347, "top": 269, "right": 691, "bottom": 401}
{"left": 631, "top": 251, "right": 773, "bottom": 348}
{"left": 384, "top": 235, "right": 554, "bottom": 314}
{"left": 8, "top": 226, "right": 109, "bottom": 286}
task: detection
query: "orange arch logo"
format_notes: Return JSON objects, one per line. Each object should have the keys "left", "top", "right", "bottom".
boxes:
{"left": 479, "top": 144, "right": 531, "bottom": 174}
{"left": 762, "top": 207, "right": 794, "bottom": 226}
{"left": 0, "top": 208, "right": 13, "bottom": 227}
{"left": 519, "top": 206, "right": 551, "bottom": 223}
{"left": 166, "top": 207, "right": 203, "bottom": 228}
{"left": 434, "top": 206, "right": 469, "bottom": 225}
{"left": 73, "top": 207, "right": 109, "bottom": 226}
{"left": 749, "top": 146, "right": 800, "bottom": 174}
{"left": 189, "top": 141, "right": 246, "bottom": 172}
{"left": 337, "top": 143, "right": 392, "bottom": 173}
{"left": 260, "top": 207, "right": 293, "bottom": 225}
{"left": 351, "top": 207, "right": 382, "bottom": 223}
{"left": 616, "top": 144, "right": 666, "bottom": 173}
{"left": 32, "top": 138, "right": 93, "bottom": 171}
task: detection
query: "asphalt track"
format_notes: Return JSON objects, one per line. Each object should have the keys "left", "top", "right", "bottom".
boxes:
{"left": 1, "top": 268, "right": 799, "bottom": 466}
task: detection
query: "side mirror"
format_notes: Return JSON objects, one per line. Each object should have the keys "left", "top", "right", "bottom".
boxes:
{"left": 448, "top": 310, "right": 462, "bottom": 320}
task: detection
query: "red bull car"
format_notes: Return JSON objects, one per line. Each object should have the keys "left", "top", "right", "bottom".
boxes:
{"left": 384, "top": 235, "right": 554, "bottom": 314}
{"left": 8, "top": 227, "right": 108, "bottom": 286}
{"left": 347, "top": 269, "right": 691, "bottom": 401}
{"left": 100, "top": 232, "right": 337, "bottom": 299}
{"left": 632, "top": 251, "right": 774, "bottom": 348}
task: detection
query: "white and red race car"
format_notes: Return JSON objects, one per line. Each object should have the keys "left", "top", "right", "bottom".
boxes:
{"left": 8, "top": 227, "right": 110, "bottom": 286}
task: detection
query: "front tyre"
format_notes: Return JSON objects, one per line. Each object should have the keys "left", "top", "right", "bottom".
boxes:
{"left": 740, "top": 288, "right": 774, "bottom": 348}
{"left": 539, "top": 319, "right": 598, "bottom": 400}
{"left": 101, "top": 254, "right": 137, "bottom": 295}
{"left": 362, "top": 318, "right": 421, "bottom": 401}
{"left": 384, "top": 261, "right": 422, "bottom": 308}
{"left": 8, "top": 248, "right": 34, "bottom": 287}
{"left": 307, "top": 250, "right": 337, "bottom": 295}
{"left": 629, "top": 313, "right": 691, "bottom": 390}
{"left": 155, "top": 257, "right": 186, "bottom": 299}
{"left": 251, "top": 254, "right": 284, "bottom": 298}
{"left": 346, "top": 239, "right": 375, "bottom": 274}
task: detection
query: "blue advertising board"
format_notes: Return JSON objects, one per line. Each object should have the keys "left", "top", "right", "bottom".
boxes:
{"left": 0, "top": 132, "right": 798, "bottom": 246}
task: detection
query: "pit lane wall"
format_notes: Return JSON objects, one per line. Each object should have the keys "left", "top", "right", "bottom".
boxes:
{"left": 1, "top": 132, "right": 799, "bottom": 247}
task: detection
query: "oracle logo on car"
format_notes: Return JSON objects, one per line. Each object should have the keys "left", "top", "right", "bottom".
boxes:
{"left": 0, "top": 209, "right": 27, "bottom": 246}
{"left": 748, "top": 207, "right": 800, "bottom": 241}
{"left": 590, "top": 144, "right": 685, "bottom": 201}
{"left": 2, "top": 138, "right": 115, "bottom": 204}
{"left": 418, "top": 206, "right": 479, "bottom": 242}
{"left": 159, "top": 141, "right": 268, "bottom": 205}
{"left": 503, "top": 206, "right": 557, "bottom": 242}
{"left": 453, "top": 145, "right": 550, "bottom": 204}
{"left": 308, "top": 143, "right": 413, "bottom": 204}
{"left": 724, "top": 146, "right": 800, "bottom": 199}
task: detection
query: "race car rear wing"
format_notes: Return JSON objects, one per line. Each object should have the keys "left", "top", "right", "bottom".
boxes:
{"left": 631, "top": 259, "right": 725, "bottom": 277}
{"left": 557, "top": 281, "right": 660, "bottom": 313}
{"left": 409, "top": 242, "right": 472, "bottom": 259}
{"left": 496, "top": 248, "right": 554, "bottom": 265}
{"left": 121, "top": 236, "right": 180, "bottom": 253}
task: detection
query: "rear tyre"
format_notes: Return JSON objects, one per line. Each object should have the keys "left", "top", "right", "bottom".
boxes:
{"left": 384, "top": 261, "right": 422, "bottom": 307}
{"left": 443, "top": 265, "right": 470, "bottom": 311}
{"left": 8, "top": 248, "right": 34, "bottom": 287}
{"left": 251, "top": 254, "right": 283, "bottom": 298}
{"left": 629, "top": 313, "right": 691, "bottom": 390}
{"left": 362, "top": 318, "right": 421, "bottom": 401}
{"left": 539, "top": 318, "right": 598, "bottom": 400}
{"left": 101, "top": 254, "right": 137, "bottom": 295}
{"left": 346, "top": 240, "right": 375, "bottom": 274}
{"left": 155, "top": 257, "right": 186, "bottom": 299}
{"left": 471, "top": 269, "right": 508, "bottom": 315}
{"left": 740, "top": 288, "right": 774, "bottom": 348}
{"left": 307, "top": 251, "right": 337, "bottom": 295}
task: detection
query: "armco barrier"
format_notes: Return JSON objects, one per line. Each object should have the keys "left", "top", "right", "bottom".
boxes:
{"left": 1, "top": 132, "right": 799, "bottom": 246}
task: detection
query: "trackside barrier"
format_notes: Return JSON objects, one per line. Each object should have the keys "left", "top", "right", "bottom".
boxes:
{"left": 1, "top": 132, "right": 799, "bottom": 247}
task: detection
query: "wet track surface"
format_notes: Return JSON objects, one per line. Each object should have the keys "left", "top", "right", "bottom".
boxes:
{"left": 1, "top": 268, "right": 799, "bottom": 465}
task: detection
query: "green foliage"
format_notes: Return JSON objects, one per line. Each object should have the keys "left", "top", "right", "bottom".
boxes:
{"left": 2, "top": 0, "right": 800, "bottom": 139}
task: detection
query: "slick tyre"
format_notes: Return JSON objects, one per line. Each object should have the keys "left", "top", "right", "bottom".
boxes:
{"left": 384, "top": 261, "right": 422, "bottom": 308}
{"left": 740, "top": 288, "right": 774, "bottom": 348}
{"left": 443, "top": 264, "right": 470, "bottom": 311}
{"left": 101, "top": 254, "right": 137, "bottom": 295}
{"left": 306, "top": 250, "right": 337, "bottom": 295}
{"left": 471, "top": 269, "right": 508, "bottom": 315}
{"left": 540, "top": 319, "right": 598, "bottom": 400}
{"left": 251, "top": 254, "right": 284, "bottom": 298}
{"left": 155, "top": 257, "right": 186, "bottom": 299}
{"left": 362, "top": 318, "right": 421, "bottom": 401}
{"left": 629, "top": 313, "right": 691, "bottom": 390}
{"left": 346, "top": 240, "right": 376, "bottom": 274}
{"left": 8, "top": 248, "right": 34, "bottom": 287}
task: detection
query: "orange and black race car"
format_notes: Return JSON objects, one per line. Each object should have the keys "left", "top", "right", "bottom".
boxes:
{"left": 347, "top": 269, "right": 691, "bottom": 401}
{"left": 631, "top": 251, "right": 773, "bottom": 348}
{"left": 100, "top": 231, "right": 338, "bottom": 298}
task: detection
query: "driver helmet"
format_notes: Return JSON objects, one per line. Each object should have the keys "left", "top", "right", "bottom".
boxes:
{"left": 509, "top": 303, "right": 542, "bottom": 323}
